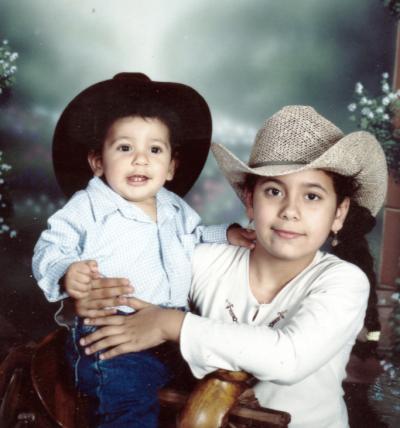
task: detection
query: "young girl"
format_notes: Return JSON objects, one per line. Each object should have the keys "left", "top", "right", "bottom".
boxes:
{"left": 78, "top": 105, "right": 388, "bottom": 428}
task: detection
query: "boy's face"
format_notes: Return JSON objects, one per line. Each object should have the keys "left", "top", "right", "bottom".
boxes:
{"left": 88, "top": 116, "right": 176, "bottom": 209}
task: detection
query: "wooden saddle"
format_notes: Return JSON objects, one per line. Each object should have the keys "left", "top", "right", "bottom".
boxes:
{"left": 0, "top": 329, "right": 290, "bottom": 427}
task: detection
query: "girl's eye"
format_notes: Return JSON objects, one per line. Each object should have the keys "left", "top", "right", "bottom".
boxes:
{"left": 305, "top": 193, "right": 321, "bottom": 201}
{"left": 117, "top": 144, "right": 131, "bottom": 152}
{"left": 150, "top": 146, "right": 162, "bottom": 154}
{"left": 265, "top": 187, "right": 282, "bottom": 197}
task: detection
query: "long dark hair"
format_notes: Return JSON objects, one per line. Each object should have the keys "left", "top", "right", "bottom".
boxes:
{"left": 329, "top": 172, "right": 380, "bottom": 359}
{"left": 244, "top": 171, "right": 380, "bottom": 359}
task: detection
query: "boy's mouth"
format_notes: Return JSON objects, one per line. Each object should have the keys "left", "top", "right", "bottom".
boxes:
{"left": 127, "top": 174, "right": 149, "bottom": 184}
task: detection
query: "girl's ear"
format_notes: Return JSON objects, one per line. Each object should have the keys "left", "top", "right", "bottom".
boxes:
{"left": 87, "top": 150, "right": 104, "bottom": 177}
{"left": 244, "top": 189, "right": 254, "bottom": 221}
{"left": 166, "top": 158, "right": 177, "bottom": 182}
{"left": 331, "top": 197, "right": 350, "bottom": 233}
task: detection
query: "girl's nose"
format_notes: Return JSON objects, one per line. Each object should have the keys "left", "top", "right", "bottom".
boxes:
{"left": 279, "top": 197, "right": 300, "bottom": 221}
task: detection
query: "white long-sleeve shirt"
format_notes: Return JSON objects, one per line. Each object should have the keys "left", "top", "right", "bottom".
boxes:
{"left": 32, "top": 177, "right": 228, "bottom": 310}
{"left": 180, "top": 244, "right": 369, "bottom": 428}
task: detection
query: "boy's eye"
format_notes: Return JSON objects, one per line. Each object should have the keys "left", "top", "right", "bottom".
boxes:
{"left": 117, "top": 144, "right": 132, "bottom": 152}
{"left": 305, "top": 193, "right": 321, "bottom": 201}
{"left": 150, "top": 146, "right": 162, "bottom": 154}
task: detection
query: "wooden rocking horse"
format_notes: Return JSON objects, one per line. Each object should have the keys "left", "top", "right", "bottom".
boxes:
{"left": 0, "top": 329, "right": 290, "bottom": 427}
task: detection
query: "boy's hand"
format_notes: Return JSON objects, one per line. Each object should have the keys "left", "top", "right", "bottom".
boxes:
{"left": 64, "top": 260, "right": 100, "bottom": 299}
{"left": 227, "top": 224, "right": 256, "bottom": 249}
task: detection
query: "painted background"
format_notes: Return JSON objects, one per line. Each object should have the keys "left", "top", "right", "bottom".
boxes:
{"left": 0, "top": 0, "right": 396, "bottom": 344}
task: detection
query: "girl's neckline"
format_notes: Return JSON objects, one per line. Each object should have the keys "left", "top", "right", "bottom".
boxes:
{"left": 246, "top": 250, "right": 322, "bottom": 305}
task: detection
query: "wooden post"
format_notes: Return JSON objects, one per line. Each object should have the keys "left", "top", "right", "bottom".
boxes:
{"left": 378, "top": 21, "right": 400, "bottom": 351}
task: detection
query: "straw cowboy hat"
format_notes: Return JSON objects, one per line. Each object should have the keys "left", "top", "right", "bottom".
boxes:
{"left": 212, "top": 105, "right": 388, "bottom": 216}
{"left": 53, "top": 73, "right": 212, "bottom": 198}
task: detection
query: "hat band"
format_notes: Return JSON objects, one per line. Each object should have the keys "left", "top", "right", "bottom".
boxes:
{"left": 249, "top": 160, "right": 308, "bottom": 168}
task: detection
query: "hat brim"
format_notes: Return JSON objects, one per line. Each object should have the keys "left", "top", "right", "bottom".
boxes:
{"left": 212, "top": 131, "right": 387, "bottom": 216}
{"left": 53, "top": 75, "right": 212, "bottom": 198}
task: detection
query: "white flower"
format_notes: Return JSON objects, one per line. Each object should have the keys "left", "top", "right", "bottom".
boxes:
{"left": 361, "top": 107, "right": 371, "bottom": 116}
{"left": 360, "top": 96, "right": 368, "bottom": 105}
{"left": 389, "top": 92, "right": 397, "bottom": 101}
{"left": 383, "top": 114, "right": 390, "bottom": 121}
{"left": 382, "top": 83, "right": 390, "bottom": 93}
{"left": 382, "top": 72, "right": 389, "bottom": 79}
{"left": 376, "top": 107, "right": 384, "bottom": 114}
{"left": 2, "top": 39, "right": 8, "bottom": 45}
{"left": 391, "top": 292, "right": 400, "bottom": 301}
{"left": 348, "top": 103, "right": 357, "bottom": 112}
{"left": 355, "top": 82, "right": 363, "bottom": 94}
{"left": 382, "top": 96, "right": 391, "bottom": 106}
{"left": 1, "top": 224, "right": 10, "bottom": 232}
{"left": 9, "top": 52, "right": 18, "bottom": 61}
{"left": 367, "top": 112, "right": 374, "bottom": 119}
{"left": 9, "top": 230, "right": 17, "bottom": 238}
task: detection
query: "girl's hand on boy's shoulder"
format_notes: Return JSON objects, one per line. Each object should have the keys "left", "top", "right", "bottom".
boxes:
{"left": 64, "top": 259, "right": 100, "bottom": 299}
{"left": 227, "top": 224, "right": 256, "bottom": 249}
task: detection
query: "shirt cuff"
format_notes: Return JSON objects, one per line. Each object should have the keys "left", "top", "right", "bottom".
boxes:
{"left": 37, "top": 258, "right": 76, "bottom": 302}
{"left": 200, "top": 224, "right": 229, "bottom": 244}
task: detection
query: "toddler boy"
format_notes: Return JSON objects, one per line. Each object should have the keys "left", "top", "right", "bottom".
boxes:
{"left": 32, "top": 73, "right": 253, "bottom": 427}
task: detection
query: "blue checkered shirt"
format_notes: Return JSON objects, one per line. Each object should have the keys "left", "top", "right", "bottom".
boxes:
{"left": 32, "top": 177, "right": 228, "bottom": 310}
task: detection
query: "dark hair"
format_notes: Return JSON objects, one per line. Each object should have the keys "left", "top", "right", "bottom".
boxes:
{"left": 329, "top": 172, "right": 380, "bottom": 359}
{"left": 244, "top": 171, "right": 380, "bottom": 359}
{"left": 90, "top": 99, "right": 182, "bottom": 160}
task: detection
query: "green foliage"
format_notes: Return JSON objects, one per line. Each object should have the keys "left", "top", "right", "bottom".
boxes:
{"left": 368, "top": 278, "right": 400, "bottom": 426}
{"left": 0, "top": 39, "right": 18, "bottom": 94}
{"left": 348, "top": 73, "right": 400, "bottom": 180}
{"left": 389, "top": 277, "right": 400, "bottom": 361}
{"left": 0, "top": 39, "right": 18, "bottom": 239}
{"left": 382, "top": 0, "right": 400, "bottom": 19}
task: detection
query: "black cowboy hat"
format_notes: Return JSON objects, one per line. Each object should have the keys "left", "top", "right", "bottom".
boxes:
{"left": 52, "top": 73, "right": 212, "bottom": 198}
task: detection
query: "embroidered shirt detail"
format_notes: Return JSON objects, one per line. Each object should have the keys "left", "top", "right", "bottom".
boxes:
{"left": 268, "top": 310, "right": 288, "bottom": 328}
{"left": 225, "top": 299, "right": 238, "bottom": 323}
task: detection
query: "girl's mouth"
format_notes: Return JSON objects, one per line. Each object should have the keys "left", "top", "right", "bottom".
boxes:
{"left": 272, "top": 228, "right": 304, "bottom": 239}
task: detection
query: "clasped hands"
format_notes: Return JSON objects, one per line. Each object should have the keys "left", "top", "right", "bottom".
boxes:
{"left": 64, "top": 262, "right": 185, "bottom": 360}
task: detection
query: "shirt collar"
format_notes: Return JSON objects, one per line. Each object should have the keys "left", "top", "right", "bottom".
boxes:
{"left": 156, "top": 187, "right": 182, "bottom": 224}
{"left": 86, "top": 176, "right": 180, "bottom": 223}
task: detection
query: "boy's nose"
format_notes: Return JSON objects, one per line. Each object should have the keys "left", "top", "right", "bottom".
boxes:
{"left": 131, "top": 150, "right": 149, "bottom": 165}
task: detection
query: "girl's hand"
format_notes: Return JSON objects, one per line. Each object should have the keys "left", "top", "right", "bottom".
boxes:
{"left": 227, "top": 224, "right": 256, "bottom": 249}
{"left": 80, "top": 296, "right": 186, "bottom": 360}
{"left": 74, "top": 277, "right": 133, "bottom": 318}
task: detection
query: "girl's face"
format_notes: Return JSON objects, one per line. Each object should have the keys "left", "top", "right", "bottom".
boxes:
{"left": 245, "top": 169, "right": 350, "bottom": 265}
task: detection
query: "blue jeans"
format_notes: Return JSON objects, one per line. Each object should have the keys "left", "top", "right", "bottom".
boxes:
{"left": 65, "top": 317, "right": 178, "bottom": 428}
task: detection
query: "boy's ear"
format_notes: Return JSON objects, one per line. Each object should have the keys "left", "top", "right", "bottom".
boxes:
{"left": 166, "top": 158, "right": 177, "bottom": 182}
{"left": 244, "top": 189, "right": 254, "bottom": 221}
{"left": 87, "top": 150, "right": 104, "bottom": 177}
{"left": 331, "top": 197, "right": 350, "bottom": 234}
